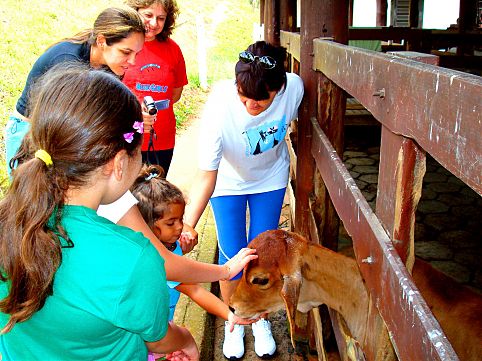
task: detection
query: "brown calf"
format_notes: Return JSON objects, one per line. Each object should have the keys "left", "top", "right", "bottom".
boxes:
{"left": 230, "top": 230, "right": 481, "bottom": 361}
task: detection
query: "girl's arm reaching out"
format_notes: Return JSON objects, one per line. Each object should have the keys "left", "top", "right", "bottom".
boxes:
{"left": 176, "top": 283, "right": 257, "bottom": 331}
{"left": 117, "top": 205, "right": 257, "bottom": 283}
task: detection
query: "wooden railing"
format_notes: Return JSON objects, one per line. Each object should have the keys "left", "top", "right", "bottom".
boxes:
{"left": 280, "top": 29, "right": 481, "bottom": 361}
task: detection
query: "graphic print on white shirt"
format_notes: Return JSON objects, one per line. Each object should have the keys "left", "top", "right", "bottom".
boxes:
{"left": 243, "top": 115, "right": 287, "bottom": 156}
{"left": 198, "top": 73, "right": 304, "bottom": 196}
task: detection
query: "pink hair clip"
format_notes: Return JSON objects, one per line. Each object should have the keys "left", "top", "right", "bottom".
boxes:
{"left": 123, "top": 120, "right": 144, "bottom": 143}
{"left": 133, "top": 121, "right": 144, "bottom": 134}
{"left": 123, "top": 132, "right": 134, "bottom": 143}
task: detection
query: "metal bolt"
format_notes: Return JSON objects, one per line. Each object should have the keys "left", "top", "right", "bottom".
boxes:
{"left": 373, "top": 88, "right": 385, "bottom": 98}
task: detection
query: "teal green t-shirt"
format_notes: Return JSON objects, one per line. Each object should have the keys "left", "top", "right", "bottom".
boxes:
{"left": 0, "top": 205, "right": 169, "bottom": 360}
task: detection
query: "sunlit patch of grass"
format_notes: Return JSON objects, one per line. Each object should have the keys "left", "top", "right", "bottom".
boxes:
{"left": 174, "top": 77, "right": 209, "bottom": 130}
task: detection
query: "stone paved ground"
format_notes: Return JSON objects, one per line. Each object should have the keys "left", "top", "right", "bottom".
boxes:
{"left": 341, "top": 126, "right": 482, "bottom": 291}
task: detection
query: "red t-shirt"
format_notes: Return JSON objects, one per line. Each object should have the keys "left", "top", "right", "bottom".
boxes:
{"left": 123, "top": 38, "right": 188, "bottom": 151}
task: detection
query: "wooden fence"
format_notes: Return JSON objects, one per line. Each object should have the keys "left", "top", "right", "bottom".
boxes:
{"left": 261, "top": 1, "right": 481, "bottom": 360}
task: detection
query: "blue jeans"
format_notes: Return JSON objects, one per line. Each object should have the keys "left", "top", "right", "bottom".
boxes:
{"left": 210, "top": 187, "right": 286, "bottom": 280}
{"left": 4, "top": 115, "right": 30, "bottom": 176}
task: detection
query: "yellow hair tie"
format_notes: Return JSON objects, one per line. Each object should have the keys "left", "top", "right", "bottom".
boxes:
{"left": 35, "top": 149, "right": 53, "bottom": 167}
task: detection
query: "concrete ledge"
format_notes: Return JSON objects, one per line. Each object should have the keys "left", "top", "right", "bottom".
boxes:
{"left": 173, "top": 205, "right": 218, "bottom": 360}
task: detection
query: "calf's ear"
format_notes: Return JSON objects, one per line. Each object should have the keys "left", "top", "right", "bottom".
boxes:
{"left": 281, "top": 270, "right": 302, "bottom": 348}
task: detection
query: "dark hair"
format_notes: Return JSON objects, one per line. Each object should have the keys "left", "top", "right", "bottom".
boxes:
{"left": 0, "top": 63, "right": 143, "bottom": 333}
{"left": 125, "top": 0, "right": 179, "bottom": 41}
{"left": 64, "top": 6, "right": 145, "bottom": 46}
{"left": 235, "top": 41, "right": 287, "bottom": 101}
{"left": 131, "top": 164, "right": 185, "bottom": 229}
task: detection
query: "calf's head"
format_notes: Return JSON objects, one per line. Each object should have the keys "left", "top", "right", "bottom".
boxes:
{"left": 230, "top": 230, "right": 310, "bottom": 345}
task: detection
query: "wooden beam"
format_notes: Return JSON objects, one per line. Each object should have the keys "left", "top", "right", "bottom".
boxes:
{"left": 280, "top": 30, "right": 301, "bottom": 62}
{"left": 264, "top": 0, "right": 280, "bottom": 46}
{"left": 280, "top": 0, "right": 297, "bottom": 32}
{"left": 313, "top": 40, "right": 482, "bottom": 195}
{"left": 409, "top": 0, "right": 423, "bottom": 29}
{"left": 310, "top": 118, "right": 458, "bottom": 361}
{"left": 376, "top": 0, "right": 388, "bottom": 27}
{"left": 295, "top": 0, "right": 323, "bottom": 238}
{"left": 377, "top": 127, "right": 426, "bottom": 269}
{"left": 259, "top": 0, "right": 265, "bottom": 25}
{"left": 377, "top": 51, "right": 437, "bottom": 268}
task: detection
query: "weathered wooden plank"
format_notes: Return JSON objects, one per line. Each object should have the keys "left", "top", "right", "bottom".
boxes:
{"left": 388, "top": 51, "right": 439, "bottom": 66}
{"left": 349, "top": 27, "right": 423, "bottom": 42}
{"left": 280, "top": 30, "right": 301, "bottom": 62}
{"left": 295, "top": 0, "right": 323, "bottom": 237}
{"left": 376, "top": 52, "right": 433, "bottom": 270}
{"left": 280, "top": 0, "right": 297, "bottom": 32}
{"left": 349, "top": 27, "right": 482, "bottom": 44}
{"left": 377, "top": 126, "right": 426, "bottom": 269}
{"left": 376, "top": 0, "right": 388, "bottom": 27}
{"left": 313, "top": 39, "right": 482, "bottom": 195}
{"left": 310, "top": 117, "right": 459, "bottom": 361}
{"left": 264, "top": 0, "right": 280, "bottom": 46}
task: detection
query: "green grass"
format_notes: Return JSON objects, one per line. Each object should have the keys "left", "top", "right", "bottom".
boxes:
{"left": 0, "top": 0, "right": 258, "bottom": 192}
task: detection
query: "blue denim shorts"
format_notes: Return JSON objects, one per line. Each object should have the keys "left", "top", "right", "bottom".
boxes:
{"left": 4, "top": 114, "right": 30, "bottom": 176}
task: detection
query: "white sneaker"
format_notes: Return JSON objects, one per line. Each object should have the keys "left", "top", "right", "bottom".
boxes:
{"left": 252, "top": 318, "right": 276, "bottom": 358}
{"left": 223, "top": 322, "right": 245, "bottom": 360}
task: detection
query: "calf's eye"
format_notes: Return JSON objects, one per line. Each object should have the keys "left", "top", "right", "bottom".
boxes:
{"left": 252, "top": 277, "right": 269, "bottom": 286}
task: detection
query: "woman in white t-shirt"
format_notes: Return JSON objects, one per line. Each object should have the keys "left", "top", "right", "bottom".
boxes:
{"left": 184, "top": 41, "right": 304, "bottom": 360}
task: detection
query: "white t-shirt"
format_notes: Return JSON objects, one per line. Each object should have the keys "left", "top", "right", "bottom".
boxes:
{"left": 198, "top": 72, "right": 304, "bottom": 197}
{"left": 97, "top": 190, "right": 138, "bottom": 224}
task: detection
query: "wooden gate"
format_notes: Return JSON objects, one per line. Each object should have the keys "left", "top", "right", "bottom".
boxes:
{"left": 260, "top": 0, "right": 481, "bottom": 360}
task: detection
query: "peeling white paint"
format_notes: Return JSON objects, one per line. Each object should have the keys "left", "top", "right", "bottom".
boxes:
{"left": 435, "top": 73, "right": 439, "bottom": 93}
{"left": 428, "top": 329, "right": 442, "bottom": 339}
{"left": 450, "top": 74, "right": 457, "bottom": 85}
{"left": 407, "top": 289, "right": 415, "bottom": 303}
{"left": 454, "top": 108, "right": 461, "bottom": 133}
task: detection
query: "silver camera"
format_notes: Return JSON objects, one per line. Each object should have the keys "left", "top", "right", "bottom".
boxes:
{"left": 143, "top": 96, "right": 157, "bottom": 116}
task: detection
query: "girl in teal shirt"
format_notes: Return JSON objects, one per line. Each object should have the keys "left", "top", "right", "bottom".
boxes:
{"left": 0, "top": 64, "right": 198, "bottom": 360}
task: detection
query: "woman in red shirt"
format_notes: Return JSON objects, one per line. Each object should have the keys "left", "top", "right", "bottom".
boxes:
{"left": 124, "top": 0, "right": 188, "bottom": 175}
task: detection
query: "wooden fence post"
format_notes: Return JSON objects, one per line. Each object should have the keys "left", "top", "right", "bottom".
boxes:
{"left": 377, "top": 52, "right": 439, "bottom": 270}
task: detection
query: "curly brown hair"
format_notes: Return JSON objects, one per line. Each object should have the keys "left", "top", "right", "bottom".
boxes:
{"left": 125, "top": 0, "right": 179, "bottom": 41}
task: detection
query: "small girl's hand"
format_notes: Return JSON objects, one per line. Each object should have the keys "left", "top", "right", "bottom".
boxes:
{"left": 227, "top": 311, "right": 258, "bottom": 332}
{"left": 179, "top": 224, "right": 198, "bottom": 254}
{"left": 223, "top": 248, "right": 258, "bottom": 281}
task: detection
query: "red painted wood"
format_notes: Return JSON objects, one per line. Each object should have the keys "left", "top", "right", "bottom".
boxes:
{"left": 264, "top": 0, "right": 280, "bottom": 46}
{"left": 280, "top": 0, "right": 297, "bottom": 32}
{"left": 294, "top": 0, "right": 323, "bottom": 237}
{"left": 376, "top": 0, "right": 388, "bottom": 26}
{"left": 377, "top": 126, "right": 426, "bottom": 267}
{"left": 313, "top": 40, "right": 482, "bottom": 195}
{"left": 377, "top": 51, "right": 434, "bottom": 267}
{"left": 310, "top": 118, "right": 459, "bottom": 360}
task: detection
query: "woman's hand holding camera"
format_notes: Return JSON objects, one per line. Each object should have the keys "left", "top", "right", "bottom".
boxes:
{"left": 141, "top": 103, "right": 156, "bottom": 133}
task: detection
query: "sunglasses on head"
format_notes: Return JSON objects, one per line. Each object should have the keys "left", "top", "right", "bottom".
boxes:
{"left": 239, "top": 51, "right": 277, "bottom": 69}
